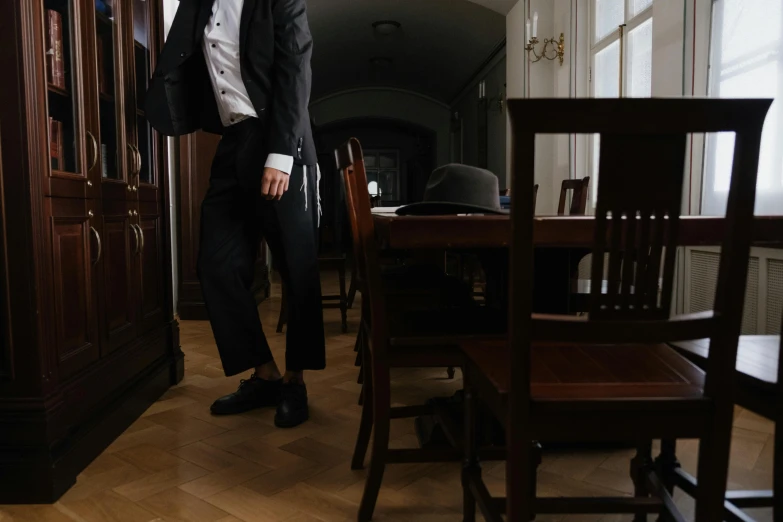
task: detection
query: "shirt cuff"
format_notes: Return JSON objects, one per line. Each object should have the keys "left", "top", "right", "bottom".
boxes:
{"left": 265, "top": 154, "right": 294, "bottom": 175}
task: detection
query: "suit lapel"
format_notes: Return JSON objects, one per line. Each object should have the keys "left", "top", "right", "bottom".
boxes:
{"left": 240, "top": 0, "right": 258, "bottom": 50}
{"left": 194, "top": 0, "right": 214, "bottom": 42}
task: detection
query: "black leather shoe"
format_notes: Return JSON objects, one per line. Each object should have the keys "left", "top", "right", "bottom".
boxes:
{"left": 274, "top": 381, "right": 309, "bottom": 428}
{"left": 210, "top": 374, "right": 282, "bottom": 415}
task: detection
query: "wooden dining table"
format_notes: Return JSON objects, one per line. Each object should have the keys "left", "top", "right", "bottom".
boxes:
{"left": 372, "top": 212, "right": 783, "bottom": 450}
{"left": 373, "top": 213, "right": 783, "bottom": 250}
{"left": 373, "top": 212, "right": 783, "bottom": 314}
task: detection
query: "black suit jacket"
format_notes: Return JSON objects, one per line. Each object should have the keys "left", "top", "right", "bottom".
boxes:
{"left": 145, "top": 0, "right": 316, "bottom": 165}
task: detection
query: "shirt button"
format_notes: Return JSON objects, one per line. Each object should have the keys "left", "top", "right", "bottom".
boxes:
{"left": 216, "top": 22, "right": 220, "bottom": 26}
{"left": 221, "top": 90, "right": 226, "bottom": 94}
{"left": 211, "top": 44, "right": 216, "bottom": 48}
{"left": 230, "top": 118, "right": 235, "bottom": 123}
{"left": 220, "top": 70, "right": 224, "bottom": 74}
{"left": 180, "top": 52, "right": 186, "bottom": 57}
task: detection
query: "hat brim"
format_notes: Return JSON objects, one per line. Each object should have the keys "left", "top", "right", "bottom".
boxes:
{"left": 395, "top": 202, "right": 509, "bottom": 216}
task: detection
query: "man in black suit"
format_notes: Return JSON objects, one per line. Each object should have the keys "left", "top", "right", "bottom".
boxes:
{"left": 146, "top": 0, "right": 324, "bottom": 428}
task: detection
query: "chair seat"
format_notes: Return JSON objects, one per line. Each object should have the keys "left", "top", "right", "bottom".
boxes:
{"left": 463, "top": 340, "right": 705, "bottom": 401}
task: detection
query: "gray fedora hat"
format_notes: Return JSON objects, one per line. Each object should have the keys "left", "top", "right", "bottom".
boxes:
{"left": 396, "top": 163, "right": 507, "bottom": 216}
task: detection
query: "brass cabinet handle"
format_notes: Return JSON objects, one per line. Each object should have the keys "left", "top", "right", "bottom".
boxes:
{"left": 135, "top": 147, "right": 142, "bottom": 181}
{"left": 86, "top": 131, "right": 99, "bottom": 172}
{"left": 126, "top": 143, "right": 139, "bottom": 176}
{"left": 133, "top": 224, "right": 144, "bottom": 255}
{"left": 130, "top": 223, "right": 140, "bottom": 255}
{"left": 90, "top": 226, "right": 102, "bottom": 265}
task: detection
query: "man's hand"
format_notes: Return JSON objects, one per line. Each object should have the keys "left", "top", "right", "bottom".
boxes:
{"left": 261, "top": 167, "right": 289, "bottom": 200}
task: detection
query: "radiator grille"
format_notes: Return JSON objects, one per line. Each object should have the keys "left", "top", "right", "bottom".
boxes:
{"left": 767, "top": 259, "right": 783, "bottom": 334}
{"left": 688, "top": 251, "right": 758, "bottom": 334}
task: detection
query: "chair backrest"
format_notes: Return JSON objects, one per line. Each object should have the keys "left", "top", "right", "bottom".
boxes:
{"left": 335, "top": 138, "right": 389, "bottom": 353}
{"left": 557, "top": 177, "right": 590, "bottom": 216}
{"left": 507, "top": 98, "right": 770, "bottom": 403}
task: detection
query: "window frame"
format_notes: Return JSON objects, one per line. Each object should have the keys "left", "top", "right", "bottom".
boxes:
{"left": 699, "top": 0, "right": 783, "bottom": 216}
{"left": 587, "top": 0, "right": 654, "bottom": 205}
{"left": 363, "top": 149, "right": 401, "bottom": 203}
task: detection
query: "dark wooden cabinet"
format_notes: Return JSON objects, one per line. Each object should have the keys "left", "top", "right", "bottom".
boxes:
{"left": 101, "top": 199, "right": 137, "bottom": 353}
{"left": 0, "top": 0, "right": 181, "bottom": 503}
{"left": 46, "top": 197, "right": 102, "bottom": 380}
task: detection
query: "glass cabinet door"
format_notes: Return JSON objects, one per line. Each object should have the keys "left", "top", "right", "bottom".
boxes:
{"left": 132, "top": 0, "right": 155, "bottom": 189}
{"left": 44, "top": 0, "right": 84, "bottom": 177}
{"left": 93, "top": 0, "right": 122, "bottom": 181}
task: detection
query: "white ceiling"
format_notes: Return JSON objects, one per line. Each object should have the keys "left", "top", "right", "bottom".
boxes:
{"left": 306, "top": 0, "right": 508, "bottom": 103}
{"left": 465, "top": 0, "right": 519, "bottom": 15}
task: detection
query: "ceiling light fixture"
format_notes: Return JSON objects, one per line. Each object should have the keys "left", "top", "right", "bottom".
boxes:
{"left": 372, "top": 20, "right": 401, "bottom": 36}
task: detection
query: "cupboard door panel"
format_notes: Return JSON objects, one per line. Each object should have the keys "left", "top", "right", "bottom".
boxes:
{"left": 101, "top": 205, "right": 136, "bottom": 353}
{"left": 48, "top": 198, "right": 99, "bottom": 379}
{"left": 136, "top": 211, "right": 164, "bottom": 334}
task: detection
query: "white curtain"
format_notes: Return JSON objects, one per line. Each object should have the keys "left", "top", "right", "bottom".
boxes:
{"left": 702, "top": 0, "right": 783, "bottom": 216}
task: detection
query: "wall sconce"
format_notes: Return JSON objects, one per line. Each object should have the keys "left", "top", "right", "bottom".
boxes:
{"left": 525, "top": 12, "right": 566, "bottom": 66}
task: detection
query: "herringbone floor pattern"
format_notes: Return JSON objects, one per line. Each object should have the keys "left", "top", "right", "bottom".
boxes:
{"left": 0, "top": 279, "right": 775, "bottom": 521}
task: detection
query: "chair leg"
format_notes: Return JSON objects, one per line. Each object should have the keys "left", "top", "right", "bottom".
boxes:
{"left": 351, "top": 347, "right": 373, "bottom": 470}
{"left": 276, "top": 282, "right": 287, "bottom": 333}
{"left": 347, "top": 264, "right": 357, "bottom": 309}
{"left": 462, "top": 369, "right": 478, "bottom": 522}
{"left": 530, "top": 442, "right": 542, "bottom": 520}
{"left": 338, "top": 262, "right": 348, "bottom": 333}
{"left": 630, "top": 441, "right": 653, "bottom": 522}
{"left": 693, "top": 413, "right": 734, "bottom": 522}
{"left": 506, "top": 425, "right": 534, "bottom": 522}
{"left": 447, "top": 366, "right": 456, "bottom": 379}
{"left": 358, "top": 364, "right": 391, "bottom": 522}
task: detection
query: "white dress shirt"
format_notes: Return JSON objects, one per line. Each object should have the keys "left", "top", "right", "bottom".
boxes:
{"left": 202, "top": 0, "right": 293, "bottom": 175}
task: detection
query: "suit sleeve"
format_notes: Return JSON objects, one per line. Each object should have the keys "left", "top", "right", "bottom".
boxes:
{"left": 269, "top": 0, "right": 312, "bottom": 161}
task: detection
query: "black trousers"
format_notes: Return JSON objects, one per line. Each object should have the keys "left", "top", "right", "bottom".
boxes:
{"left": 197, "top": 118, "right": 325, "bottom": 376}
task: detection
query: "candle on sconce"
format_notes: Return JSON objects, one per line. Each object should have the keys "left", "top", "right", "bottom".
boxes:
{"left": 526, "top": 18, "right": 531, "bottom": 40}
{"left": 532, "top": 11, "right": 538, "bottom": 38}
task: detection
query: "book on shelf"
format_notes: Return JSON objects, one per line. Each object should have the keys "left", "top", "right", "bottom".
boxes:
{"left": 49, "top": 117, "right": 64, "bottom": 171}
{"left": 45, "top": 10, "right": 66, "bottom": 90}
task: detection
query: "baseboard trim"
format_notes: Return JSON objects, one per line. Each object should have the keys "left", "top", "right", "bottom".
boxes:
{"left": 0, "top": 325, "right": 180, "bottom": 504}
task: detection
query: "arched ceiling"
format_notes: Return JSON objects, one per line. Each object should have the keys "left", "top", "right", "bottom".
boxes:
{"left": 306, "top": 0, "right": 509, "bottom": 104}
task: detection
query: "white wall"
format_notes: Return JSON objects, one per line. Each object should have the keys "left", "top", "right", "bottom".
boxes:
{"left": 506, "top": 0, "right": 690, "bottom": 214}
{"left": 309, "top": 89, "right": 453, "bottom": 168}
{"left": 506, "top": 0, "right": 576, "bottom": 214}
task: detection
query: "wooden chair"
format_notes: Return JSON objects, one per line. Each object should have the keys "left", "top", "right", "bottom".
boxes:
{"left": 276, "top": 255, "right": 348, "bottom": 334}
{"left": 337, "top": 138, "right": 506, "bottom": 522}
{"left": 666, "top": 329, "right": 781, "bottom": 521}
{"left": 460, "top": 98, "right": 772, "bottom": 522}
{"left": 557, "top": 177, "right": 590, "bottom": 216}
{"left": 460, "top": 184, "right": 538, "bottom": 302}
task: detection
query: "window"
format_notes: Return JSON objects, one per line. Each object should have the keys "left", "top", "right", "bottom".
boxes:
{"left": 589, "top": 0, "right": 653, "bottom": 202}
{"left": 702, "top": 0, "right": 783, "bottom": 216}
{"left": 364, "top": 150, "right": 400, "bottom": 203}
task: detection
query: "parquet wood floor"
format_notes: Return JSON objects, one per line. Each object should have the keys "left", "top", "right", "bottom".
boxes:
{"left": 1, "top": 279, "right": 775, "bottom": 521}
